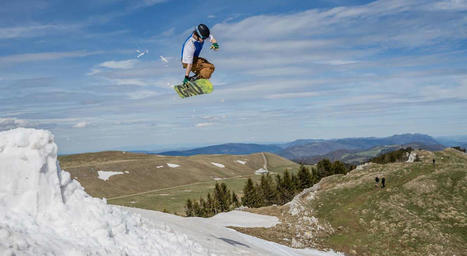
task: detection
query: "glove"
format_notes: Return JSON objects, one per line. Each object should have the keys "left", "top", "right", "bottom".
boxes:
{"left": 183, "top": 76, "right": 190, "bottom": 85}
{"left": 210, "top": 42, "right": 219, "bottom": 51}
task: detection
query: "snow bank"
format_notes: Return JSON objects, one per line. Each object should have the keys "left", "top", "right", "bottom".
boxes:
{"left": 236, "top": 160, "right": 247, "bottom": 165}
{"left": 167, "top": 163, "right": 180, "bottom": 168}
{"left": 0, "top": 128, "right": 207, "bottom": 255}
{"left": 211, "top": 162, "right": 225, "bottom": 168}
{"left": 97, "top": 170, "right": 125, "bottom": 181}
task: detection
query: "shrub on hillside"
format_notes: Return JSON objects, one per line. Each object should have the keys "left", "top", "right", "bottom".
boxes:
{"left": 370, "top": 147, "right": 413, "bottom": 164}
{"left": 452, "top": 146, "right": 466, "bottom": 153}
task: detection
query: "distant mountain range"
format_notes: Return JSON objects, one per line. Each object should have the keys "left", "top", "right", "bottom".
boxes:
{"left": 434, "top": 135, "right": 467, "bottom": 149}
{"left": 154, "top": 133, "right": 447, "bottom": 164}
{"left": 159, "top": 143, "right": 283, "bottom": 156}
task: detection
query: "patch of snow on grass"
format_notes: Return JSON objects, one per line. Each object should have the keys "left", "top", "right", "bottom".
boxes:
{"left": 167, "top": 163, "right": 179, "bottom": 168}
{"left": 97, "top": 170, "right": 125, "bottom": 181}
{"left": 156, "top": 165, "right": 164, "bottom": 168}
{"left": 407, "top": 152, "right": 417, "bottom": 162}
{"left": 211, "top": 162, "right": 225, "bottom": 168}
{"left": 236, "top": 160, "right": 247, "bottom": 165}
{"left": 255, "top": 168, "right": 268, "bottom": 175}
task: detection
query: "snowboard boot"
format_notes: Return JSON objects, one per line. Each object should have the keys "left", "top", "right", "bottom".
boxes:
{"left": 189, "top": 75, "right": 199, "bottom": 82}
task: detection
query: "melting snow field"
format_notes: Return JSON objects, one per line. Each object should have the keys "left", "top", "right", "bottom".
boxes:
{"left": 167, "top": 163, "right": 180, "bottom": 168}
{"left": 125, "top": 207, "right": 342, "bottom": 256}
{"left": 97, "top": 170, "right": 125, "bottom": 181}
{"left": 236, "top": 160, "right": 247, "bottom": 165}
{"left": 0, "top": 128, "right": 342, "bottom": 256}
{"left": 211, "top": 162, "right": 225, "bottom": 168}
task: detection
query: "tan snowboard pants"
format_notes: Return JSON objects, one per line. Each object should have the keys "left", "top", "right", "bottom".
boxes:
{"left": 182, "top": 57, "right": 215, "bottom": 79}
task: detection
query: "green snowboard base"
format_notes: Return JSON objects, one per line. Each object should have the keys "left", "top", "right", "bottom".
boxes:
{"left": 174, "top": 79, "right": 213, "bottom": 98}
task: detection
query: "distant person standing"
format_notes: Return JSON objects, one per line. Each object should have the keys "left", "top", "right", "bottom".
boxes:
{"left": 375, "top": 177, "right": 380, "bottom": 187}
{"left": 381, "top": 177, "right": 386, "bottom": 188}
{"left": 432, "top": 158, "right": 436, "bottom": 168}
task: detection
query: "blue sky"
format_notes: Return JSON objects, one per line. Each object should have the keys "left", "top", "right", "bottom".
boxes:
{"left": 1, "top": 0, "right": 466, "bottom": 154}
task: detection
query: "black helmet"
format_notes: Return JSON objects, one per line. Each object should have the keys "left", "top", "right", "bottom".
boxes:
{"left": 195, "top": 24, "right": 210, "bottom": 39}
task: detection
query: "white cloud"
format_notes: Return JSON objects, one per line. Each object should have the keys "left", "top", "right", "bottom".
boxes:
{"left": 133, "top": 0, "right": 167, "bottom": 8}
{"left": 0, "top": 51, "right": 101, "bottom": 65}
{"left": 161, "top": 27, "right": 175, "bottom": 37}
{"left": 195, "top": 122, "right": 215, "bottom": 127}
{"left": 73, "top": 121, "right": 89, "bottom": 128}
{"left": 86, "top": 68, "right": 102, "bottom": 76}
{"left": 128, "top": 90, "right": 158, "bottom": 99}
{"left": 316, "top": 60, "right": 358, "bottom": 65}
{"left": 99, "top": 59, "right": 138, "bottom": 69}
{"left": 265, "top": 92, "right": 320, "bottom": 99}
{"left": 212, "top": 0, "right": 466, "bottom": 73}
{"left": 111, "top": 78, "right": 149, "bottom": 86}
{"left": 0, "top": 24, "right": 81, "bottom": 39}
{"left": 0, "top": 118, "right": 29, "bottom": 130}
{"left": 427, "top": 0, "right": 467, "bottom": 10}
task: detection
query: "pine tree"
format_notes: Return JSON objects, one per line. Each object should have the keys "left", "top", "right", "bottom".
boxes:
{"left": 317, "top": 159, "right": 332, "bottom": 179}
{"left": 192, "top": 201, "right": 202, "bottom": 216}
{"left": 275, "top": 170, "right": 295, "bottom": 204}
{"left": 297, "top": 165, "right": 313, "bottom": 189}
{"left": 242, "top": 178, "right": 260, "bottom": 207}
{"left": 185, "top": 199, "right": 194, "bottom": 217}
{"left": 331, "top": 161, "right": 347, "bottom": 175}
{"left": 231, "top": 191, "right": 240, "bottom": 208}
{"left": 259, "top": 174, "right": 276, "bottom": 206}
{"left": 311, "top": 167, "right": 319, "bottom": 184}
{"left": 274, "top": 174, "right": 283, "bottom": 204}
{"left": 206, "top": 192, "right": 215, "bottom": 216}
{"left": 213, "top": 183, "right": 223, "bottom": 212}
{"left": 199, "top": 198, "right": 207, "bottom": 217}
{"left": 220, "top": 183, "right": 231, "bottom": 211}
{"left": 281, "top": 170, "right": 295, "bottom": 202}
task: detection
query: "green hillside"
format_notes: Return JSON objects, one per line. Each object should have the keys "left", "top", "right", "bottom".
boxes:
{"left": 58, "top": 151, "right": 299, "bottom": 213}
{"left": 234, "top": 149, "right": 467, "bottom": 256}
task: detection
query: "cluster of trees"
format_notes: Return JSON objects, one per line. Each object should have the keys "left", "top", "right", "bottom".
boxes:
{"left": 452, "top": 146, "right": 466, "bottom": 153}
{"left": 185, "top": 159, "right": 351, "bottom": 217}
{"left": 370, "top": 147, "right": 415, "bottom": 164}
{"left": 185, "top": 183, "right": 240, "bottom": 217}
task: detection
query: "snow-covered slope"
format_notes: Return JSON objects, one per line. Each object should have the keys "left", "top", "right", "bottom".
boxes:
{"left": 0, "top": 128, "right": 340, "bottom": 256}
{"left": 125, "top": 207, "right": 341, "bottom": 256}
{"left": 0, "top": 128, "right": 206, "bottom": 255}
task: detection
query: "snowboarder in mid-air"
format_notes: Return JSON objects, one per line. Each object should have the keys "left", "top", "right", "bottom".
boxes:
{"left": 181, "top": 24, "right": 219, "bottom": 85}
{"left": 174, "top": 24, "right": 219, "bottom": 98}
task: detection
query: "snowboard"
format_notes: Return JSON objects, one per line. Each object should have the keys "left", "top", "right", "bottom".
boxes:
{"left": 174, "top": 79, "right": 213, "bottom": 98}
